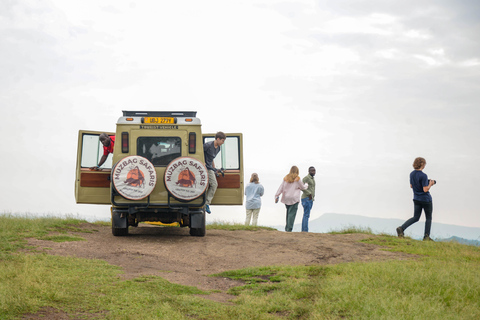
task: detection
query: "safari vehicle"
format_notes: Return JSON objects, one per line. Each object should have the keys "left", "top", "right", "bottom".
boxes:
{"left": 75, "top": 111, "right": 243, "bottom": 237}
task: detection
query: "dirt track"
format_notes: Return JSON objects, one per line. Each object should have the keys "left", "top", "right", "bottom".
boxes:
{"left": 27, "top": 223, "right": 413, "bottom": 300}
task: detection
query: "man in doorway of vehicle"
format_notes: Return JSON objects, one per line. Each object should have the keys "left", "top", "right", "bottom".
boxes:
{"left": 90, "top": 133, "right": 115, "bottom": 170}
{"left": 301, "top": 166, "right": 316, "bottom": 232}
{"left": 203, "top": 131, "right": 226, "bottom": 213}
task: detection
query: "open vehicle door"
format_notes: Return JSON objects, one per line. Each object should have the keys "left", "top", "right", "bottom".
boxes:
{"left": 202, "top": 133, "right": 244, "bottom": 205}
{"left": 75, "top": 130, "right": 115, "bottom": 204}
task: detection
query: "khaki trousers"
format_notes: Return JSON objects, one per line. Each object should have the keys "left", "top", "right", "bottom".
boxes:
{"left": 245, "top": 208, "right": 260, "bottom": 226}
{"left": 205, "top": 169, "right": 218, "bottom": 205}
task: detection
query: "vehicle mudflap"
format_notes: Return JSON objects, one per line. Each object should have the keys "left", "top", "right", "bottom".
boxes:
{"left": 112, "top": 210, "right": 128, "bottom": 228}
{"left": 190, "top": 212, "right": 205, "bottom": 228}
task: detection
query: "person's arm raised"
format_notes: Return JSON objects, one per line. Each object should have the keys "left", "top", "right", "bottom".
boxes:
{"left": 423, "top": 179, "right": 435, "bottom": 192}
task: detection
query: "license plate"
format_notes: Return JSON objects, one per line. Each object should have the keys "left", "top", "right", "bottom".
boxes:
{"left": 143, "top": 117, "right": 175, "bottom": 124}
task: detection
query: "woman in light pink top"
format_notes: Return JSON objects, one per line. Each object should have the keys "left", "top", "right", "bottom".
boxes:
{"left": 275, "top": 166, "right": 308, "bottom": 232}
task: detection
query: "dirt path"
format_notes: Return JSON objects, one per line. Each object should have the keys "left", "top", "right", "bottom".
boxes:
{"left": 28, "top": 223, "right": 413, "bottom": 297}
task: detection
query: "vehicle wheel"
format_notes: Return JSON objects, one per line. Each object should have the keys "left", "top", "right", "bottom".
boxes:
{"left": 165, "top": 157, "right": 208, "bottom": 202}
{"left": 112, "top": 156, "right": 157, "bottom": 201}
{"left": 111, "top": 210, "right": 129, "bottom": 236}
{"left": 112, "top": 224, "right": 128, "bottom": 236}
{"left": 189, "top": 211, "right": 206, "bottom": 237}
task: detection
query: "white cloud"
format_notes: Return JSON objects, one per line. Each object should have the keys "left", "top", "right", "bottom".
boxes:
{"left": 321, "top": 13, "right": 398, "bottom": 35}
{"left": 460, "top": 59, "right": 480, "bottom": 67}
{"left": 404, "top": 29, "right": 431, "bottom": 39}
{"left": 413, "top": 54, "right": 443, "bottom": 66}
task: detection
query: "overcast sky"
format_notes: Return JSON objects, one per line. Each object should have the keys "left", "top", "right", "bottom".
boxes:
{"left": 1, "top": 0, "right": 479, "bottom": 231}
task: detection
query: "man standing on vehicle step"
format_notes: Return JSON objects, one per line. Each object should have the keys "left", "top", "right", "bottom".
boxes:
{"left": 203, "top": 131, "right": 226, "bottom": 213}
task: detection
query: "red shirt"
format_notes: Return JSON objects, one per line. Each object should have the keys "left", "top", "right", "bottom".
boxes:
{"left": 103, "top": 136, "right": 115, "bottom": 156}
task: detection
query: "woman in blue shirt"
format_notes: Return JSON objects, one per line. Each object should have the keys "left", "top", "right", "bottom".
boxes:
{"left": 397, "top": 157, "right": 436, "bottom": 241}
{"left": 245, "top": 173, "right": 264, "bottom": 226}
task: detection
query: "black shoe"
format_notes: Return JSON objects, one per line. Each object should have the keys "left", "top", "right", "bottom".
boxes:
{"left": 396, "top": 227, "right": 404, "bottom": 238}
{"left": 423, "top": 235, "right": 434, "bottom": 241}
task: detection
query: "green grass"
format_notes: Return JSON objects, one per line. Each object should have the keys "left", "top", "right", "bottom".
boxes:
{"left": 213, "top": 235, "right": 480, "bottom": 319}
{"left": 1, "top": 214, "right": 479, "bottom": 319}
{"left": 207, "top": 220, "right": 277, "bottom": 231}
{"left": 0, "top": 214, "right": 92, "bottom": 259}
{"left": 327, "top": 225, "right": 374, "bottom": 235}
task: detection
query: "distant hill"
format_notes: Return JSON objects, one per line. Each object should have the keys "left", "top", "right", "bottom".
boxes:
{"left": 271, "top": 213, "right": 480, "bottom": 244}
{"left": 437, "top": 236, "right": 480, "bottom": 247}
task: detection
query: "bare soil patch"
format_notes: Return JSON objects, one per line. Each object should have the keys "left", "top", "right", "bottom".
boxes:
{"left": 27, "top": 223, "right": 413, "bottom": 294}
{"left": 23, "top": 223, "right": 415, "bottom": 318}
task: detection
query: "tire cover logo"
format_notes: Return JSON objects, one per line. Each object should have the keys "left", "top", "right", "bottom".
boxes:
{"left": 113, "top": 156, "right": 157, "bottom": 200}
{"left": 164, "top": 157, "right": 208, "bottom": 201}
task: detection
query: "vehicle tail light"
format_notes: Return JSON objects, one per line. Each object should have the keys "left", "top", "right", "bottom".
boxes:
{"left": 121, "top": 132, "right": 129, "bottom": 153}
{"left": 189, "top": 132, "right": 196, "bottom": 154}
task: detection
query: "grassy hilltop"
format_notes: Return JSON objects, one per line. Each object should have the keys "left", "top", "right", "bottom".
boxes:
{"left": 1, "top": 214, "right": 479, "bottom": 319}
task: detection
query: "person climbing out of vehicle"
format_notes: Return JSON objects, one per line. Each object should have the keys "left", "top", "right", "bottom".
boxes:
{"left": 90, "top": 133, "right": 115, "bottom": 170}
{"left": 203, "top": 131, "right": 226, "bottom": 213}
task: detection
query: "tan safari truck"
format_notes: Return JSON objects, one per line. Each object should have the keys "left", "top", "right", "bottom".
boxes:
{"left": 75, "top": 111, "right": 243, "bottom": 237}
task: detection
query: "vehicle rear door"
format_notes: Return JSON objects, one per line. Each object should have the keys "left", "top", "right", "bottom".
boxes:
{"left": 75, "top": 130, "right": 115, "bottom": 204}
{"left": 202, "top": 133, "right": 244, "bottom": 205}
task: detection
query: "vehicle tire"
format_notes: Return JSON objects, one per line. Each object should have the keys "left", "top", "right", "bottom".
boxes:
{"left": 111, "top": 210, "right": 129, "bottom": 236}
{"left": 164, "top": 157, "right": 208, "bottom": 202}
{"left": 112, "top": 224, "right": 128, "bottom": 236}
{"left": 112, "top": 156, "right": 157, "bottom": 201}
{"left": 189, "top": 211, "right": 206, "bottom": 237}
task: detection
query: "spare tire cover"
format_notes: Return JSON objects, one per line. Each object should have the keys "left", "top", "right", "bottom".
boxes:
{"left": 164, "top": 157, "right": 208, "bottom": 201}
{"left": 112, "top": 156, "right": 157, "bottom": 200}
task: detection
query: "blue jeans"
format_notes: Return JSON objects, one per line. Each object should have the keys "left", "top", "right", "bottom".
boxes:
{"left": 301, "top": 198, "right": 313, "bottom": 232}
{"left": 401, "top": 200, "right": 433, "bottom": 237}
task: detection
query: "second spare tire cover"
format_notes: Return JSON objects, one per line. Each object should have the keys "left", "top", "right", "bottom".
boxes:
{"left": 164, "top": 157, "right": 208, "bottom": 201}
{"left": 112, "top": 156, "right": 157, "bottom": 200}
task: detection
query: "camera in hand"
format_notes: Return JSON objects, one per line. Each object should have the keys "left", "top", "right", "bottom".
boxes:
{"left": 429, "top": 179, "right": 437, "bottom": 185}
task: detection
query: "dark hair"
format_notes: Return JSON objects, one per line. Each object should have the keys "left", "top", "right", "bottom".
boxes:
{"left": 99, "top": 133, "right": 109, "bottom": 142}
{"left": 215, "top": 131, "right": 226, "bottom": 140}
{"left": 413, "top": 157, "right": 426, "bottom": 170}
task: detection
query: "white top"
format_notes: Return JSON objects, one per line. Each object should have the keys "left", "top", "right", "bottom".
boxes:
{"left": 245, "top": 182, "right": 264, "bottom": 209}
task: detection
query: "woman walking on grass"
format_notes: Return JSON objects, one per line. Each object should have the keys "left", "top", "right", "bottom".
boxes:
{"left": 275, "top": 166, "right": 308, "bottom": 232}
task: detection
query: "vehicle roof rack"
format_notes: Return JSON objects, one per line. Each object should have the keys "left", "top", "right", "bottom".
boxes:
{"left": 122, "top": 111, "right": 197, "bottom": 117}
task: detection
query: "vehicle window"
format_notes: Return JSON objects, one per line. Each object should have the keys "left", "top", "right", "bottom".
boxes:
{"left": 137, "top": 137, "right": 181, "bottom": 166}
{"left": 80, "top": 134, "right": 113, "bottom": 169}
{"left": 203, "top": 136, "right": 240, "bottom": 170}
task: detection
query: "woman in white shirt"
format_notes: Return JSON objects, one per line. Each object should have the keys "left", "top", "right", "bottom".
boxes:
{"left": 245, "top": 173, "right": 264, "bottom": 226}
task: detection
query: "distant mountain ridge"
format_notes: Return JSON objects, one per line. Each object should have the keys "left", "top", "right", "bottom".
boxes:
{"left": 271, "top": 213, "right": 480, "bottom": 245}
{"left": 438, "top": 236, "right": 480, "bottom": 247}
